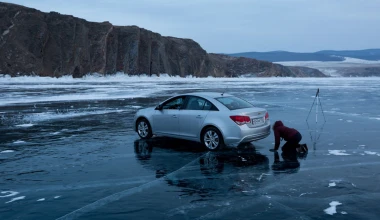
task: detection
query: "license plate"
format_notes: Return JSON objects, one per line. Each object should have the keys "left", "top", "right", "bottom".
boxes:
{"left": 251, "top": 117, "right": 264, "bottom": 125}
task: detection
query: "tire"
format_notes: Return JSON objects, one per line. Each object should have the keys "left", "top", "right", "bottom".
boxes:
{"left": 202, "top": 127, "right": 224, "bottom": 151}
{"left": 136, "top": 119, "right": 153, "bottom": 139}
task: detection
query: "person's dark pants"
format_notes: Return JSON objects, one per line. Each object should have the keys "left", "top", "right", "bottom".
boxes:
{"left": 281, "top": 132, "right": 302, "bottom": 153}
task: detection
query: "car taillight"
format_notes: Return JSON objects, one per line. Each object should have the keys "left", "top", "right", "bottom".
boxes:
{"left": 265, "top": 112, "right": 269, "bottom": 120}
{"left": 230, "top": 115, "right": 250, "bottom": 126}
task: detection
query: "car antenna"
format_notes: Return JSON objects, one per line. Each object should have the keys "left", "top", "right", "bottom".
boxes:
{"left": 221, "top": 86, "right": 228, "bottom": 96}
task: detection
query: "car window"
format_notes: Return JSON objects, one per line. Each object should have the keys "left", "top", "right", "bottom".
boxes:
{"left": 215, "top": 96, "right": 254, "bottom": 110}
{"left": 185, "top": 96, "right": 218, "bottom": 111}
{"left": 185, "top": 97, "right": 206, "bottom": 110}
{"left": 162, "top": 96, "right": 185, "bottom": 109}
{"left": 203, "top": 100, "right": 218, "bottom": 111}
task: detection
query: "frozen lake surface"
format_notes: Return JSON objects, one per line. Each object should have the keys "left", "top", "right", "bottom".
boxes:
{"left": 1, "top": 75, "right": 380, "bottom": 219}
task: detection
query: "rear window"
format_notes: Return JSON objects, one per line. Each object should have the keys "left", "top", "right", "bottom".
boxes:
{"left": 215, "top": 96, "right": 254, "bottom": 110}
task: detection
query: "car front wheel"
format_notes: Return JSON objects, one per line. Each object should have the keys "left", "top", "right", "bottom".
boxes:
{"left": 202, "top": 127, "right": 223, "bottom": 151}
{"left": 136, "top": 119, "right": 153, "bottom": 139}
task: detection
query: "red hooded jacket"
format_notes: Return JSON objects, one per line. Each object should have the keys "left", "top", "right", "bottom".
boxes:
{"left": 273, "top": 121, "right": 299, "bottom": 150}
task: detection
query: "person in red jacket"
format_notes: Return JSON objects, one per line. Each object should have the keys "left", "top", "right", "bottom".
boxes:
{"left": 270, "top": 120, "right": 307, "bottom": 153}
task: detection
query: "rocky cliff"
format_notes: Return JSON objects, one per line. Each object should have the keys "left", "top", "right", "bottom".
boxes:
{"left": 0, "top": 2, "right": 326, "bottom": 78}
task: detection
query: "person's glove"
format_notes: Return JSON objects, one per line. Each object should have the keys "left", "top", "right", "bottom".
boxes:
{"left": 269, "top": 149, "right": 277, "bottom": 152}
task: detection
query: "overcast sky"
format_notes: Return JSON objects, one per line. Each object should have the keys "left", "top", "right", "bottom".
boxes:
{"left": 5, "top": 0, "right": 380, "bottom": 53}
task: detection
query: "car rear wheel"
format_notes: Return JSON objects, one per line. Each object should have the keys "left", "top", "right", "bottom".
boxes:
{"left": 137, "top": 119, "right": 153, "bottom": 139}
{"left": 202, "top": 127, "right": 223, "bottom": 151}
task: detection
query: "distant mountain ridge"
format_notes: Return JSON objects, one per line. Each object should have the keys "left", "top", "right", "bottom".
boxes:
{"left": 229, "top": 49, "right": 380, "bottom": 62}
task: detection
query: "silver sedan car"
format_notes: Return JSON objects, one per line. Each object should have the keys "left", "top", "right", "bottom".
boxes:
{"left": 133, "top": 92, "right": 271, "bottom": 150}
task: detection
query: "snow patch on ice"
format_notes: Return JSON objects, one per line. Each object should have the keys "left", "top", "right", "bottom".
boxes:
{"left": 328, "top": 182, "right": 336, "bottom": 187}
{"left": 346, "top": 120, "right": 353, "bottom": 123}
{"left": 13, "top": 140, "right": 25, "bottom": 144}
{"left": 54, "top": 196, "right": 61, "bottom": 199}
{"left": 328, "top": 143, "right": 334, "bottom": 146}
{"left": 341, "top": 211, "right": 348, "bottom": 214}
{"left": 131, "top": 106, "right": 142, "bottom": 109}
{"left": 0, "top": 191, "right": 19, "bottom": 198}
{"left": 256, "top": 173, "right": 271, "bottom": 181}
{"left": 14, "top": 110, "right": 131, "bottom": 124}
{"left": 359, "top": 145, "right": 366, "bottom": 147}
{"left": 37, "top": 198, "right": 45, "bottom": 202}
{"left": 324, "top": 201, "right": 342, "bottom": 215}
{"left": 0, "top": 150, "right": 15, "bottom": 153}
{"left": 343, "top": 57, "right": 380, "bottom": 64}
{"left": 328, "top": 150, "right": 350, "bottom": 156}
{"left": 16, "top": 123, "right": 34, "bottom": 127}
{"left": 50, "top": 132, "right": 61, "bottom": 135}
{"left": 299, "top": 192, "right": 316, "bottom": 197}
{"left": 5, "top": 196, "right": 25, "bottom": 204}
{"left": 364, "top": 151, "right": 377, "bottom": 155}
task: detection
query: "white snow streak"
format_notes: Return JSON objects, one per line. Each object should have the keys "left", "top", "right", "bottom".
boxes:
{"left": 324, "top": 201, "right": 342, "bottom": 215}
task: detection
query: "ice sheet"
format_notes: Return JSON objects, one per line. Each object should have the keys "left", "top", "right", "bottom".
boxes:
{"left": 1, "top": 75, "right": 380, "bottom": 106}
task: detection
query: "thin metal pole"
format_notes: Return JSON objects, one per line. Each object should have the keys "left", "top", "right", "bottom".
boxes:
{"left": 316, "top": 95, "right": 318, "bottom": 124}
{"left": 306, "top": 95, "right": 317, "bottom": 121}
{"left": 319, "top": 96, "right": 327, "bottom": 122}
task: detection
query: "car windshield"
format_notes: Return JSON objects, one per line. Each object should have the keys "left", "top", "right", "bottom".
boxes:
{"left": 215, "top": 96, "right": 254, "bottom": 110}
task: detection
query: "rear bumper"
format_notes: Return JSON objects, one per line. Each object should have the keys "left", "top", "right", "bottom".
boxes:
{"left": 223, "top": 122, "right": 271, "bottom": 147}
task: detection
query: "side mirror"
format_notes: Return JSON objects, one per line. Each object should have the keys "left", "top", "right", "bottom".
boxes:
{"left": 155, "top": 104, "right": 163, "bottom": 110}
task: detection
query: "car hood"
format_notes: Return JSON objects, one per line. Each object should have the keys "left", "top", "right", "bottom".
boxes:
{"left": 138, "top": 107, "right": 155, "bottom": 113}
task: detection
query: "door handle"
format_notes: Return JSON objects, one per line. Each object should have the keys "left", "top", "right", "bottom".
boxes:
{"left": 196, "top": 115, "right": 203, "bottom": 119}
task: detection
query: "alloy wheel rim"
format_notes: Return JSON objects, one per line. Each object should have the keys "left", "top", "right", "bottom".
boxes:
{"left": 204, "top": 130, "right": 219, "bottom": 150}
{"left": 138, "top": 121, "right": 149, "bottom": 137}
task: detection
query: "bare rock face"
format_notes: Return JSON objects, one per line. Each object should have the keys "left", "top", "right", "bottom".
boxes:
{"left": 0, "top": 2, "right": 326, "bottom": 78}
{"left": 209, "top": 54, "right": 326, "bottom": 77}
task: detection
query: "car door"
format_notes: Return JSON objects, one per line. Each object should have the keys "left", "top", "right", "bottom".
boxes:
{"left": 152, "top": 96, "right": 185, "bottom": 135}
{"left": 178, "top": 96, "right": 210, "bottom": 138}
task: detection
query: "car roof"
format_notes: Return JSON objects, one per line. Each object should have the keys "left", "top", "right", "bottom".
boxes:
{"left": 183, "top": 92, "right": 233, "bottom": 99}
